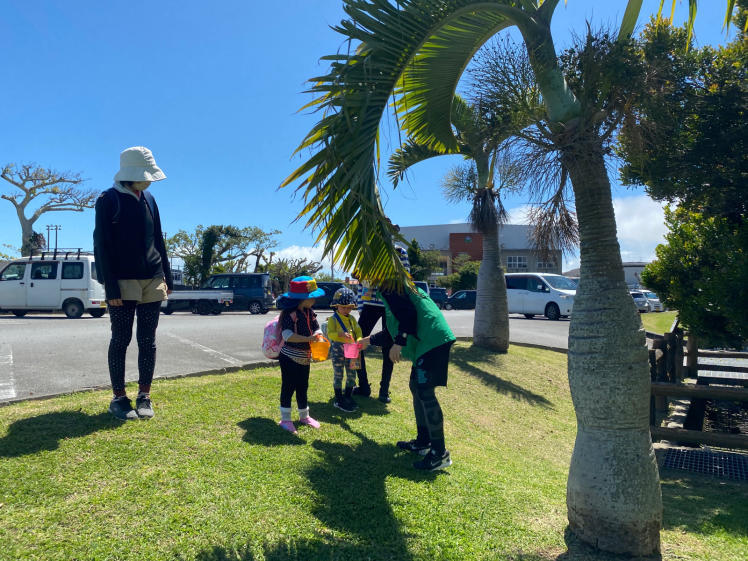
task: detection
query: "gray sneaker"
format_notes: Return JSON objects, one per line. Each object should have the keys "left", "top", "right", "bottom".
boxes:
{"left": 109, "top": 397, "right": 138, "bottom": 421}
{"left": 135, "top": 394, "right": 154, "bottom": 419}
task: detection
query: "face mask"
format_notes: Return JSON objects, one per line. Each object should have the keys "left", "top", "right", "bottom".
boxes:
{"left": 131, "top": 181, "right": 151, "bottom": 191}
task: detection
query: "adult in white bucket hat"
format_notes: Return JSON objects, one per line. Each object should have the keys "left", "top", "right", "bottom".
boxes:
{"left": 93, "top": 146, "right": 172, "bottom": 421}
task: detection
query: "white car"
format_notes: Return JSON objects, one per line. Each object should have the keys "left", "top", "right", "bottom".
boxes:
{"left": 630, "top": 291, "right": 651, "bottom": 313}
{"left": 505, "top": 272, "right": 575, "bottom": 320}
{"left": 643, "top": 290, "right": 663, "bottom": 312}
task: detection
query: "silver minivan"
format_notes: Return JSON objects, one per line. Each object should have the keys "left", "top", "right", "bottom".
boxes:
{"left": 505, "top": 272, "right": 576, "bottom": 320}
{"left": 0, "top": 252, "right": 107, "bottom": 318}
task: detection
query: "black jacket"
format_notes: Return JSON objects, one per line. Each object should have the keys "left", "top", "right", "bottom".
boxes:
{"left": 93, "top": 187, "right": 173, "bottom": 300}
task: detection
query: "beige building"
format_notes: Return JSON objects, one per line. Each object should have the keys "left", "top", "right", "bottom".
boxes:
{"left": 399, "top": 223, "right": 562, "bottom": 276}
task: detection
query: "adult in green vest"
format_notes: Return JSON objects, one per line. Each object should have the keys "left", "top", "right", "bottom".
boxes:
{"left": 362, "top": 286, "right": 456, "bottom": 470}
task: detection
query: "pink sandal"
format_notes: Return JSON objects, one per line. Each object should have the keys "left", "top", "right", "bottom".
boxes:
{"left": 279, "top": 420, "right": 298, "bottom": 434}
{"left": 299, "top": 416, "right": 321, "bottom": 429}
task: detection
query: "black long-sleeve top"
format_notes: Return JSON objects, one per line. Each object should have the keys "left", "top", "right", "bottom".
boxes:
{"left": 93, "top": 187, "right": 173, "bottom": 300}
{"left": 369, "top": 289, "right": 418, "bottom": 347}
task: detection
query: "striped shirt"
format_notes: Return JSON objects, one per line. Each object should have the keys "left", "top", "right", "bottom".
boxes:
{"left": 280, "top": 307, "right": 320, "bottom": 364}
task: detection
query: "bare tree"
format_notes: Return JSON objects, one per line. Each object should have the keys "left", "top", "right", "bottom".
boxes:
{"left": 1, "top": 163, "right": 98, "bottom": 255}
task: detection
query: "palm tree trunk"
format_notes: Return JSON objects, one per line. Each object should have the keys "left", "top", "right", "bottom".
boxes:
{"left": 473, "top": 221, "right": 509, "bottom": 351}
{"left": 564, "top": 140, "right": 662, "bottom": 555}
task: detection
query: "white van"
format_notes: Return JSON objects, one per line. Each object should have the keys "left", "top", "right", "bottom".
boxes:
{"left": 505, "top": 272, "right": 576, "bottom": 320}
{"left": 0, "top": 252, "right": 107, "bottom": 318}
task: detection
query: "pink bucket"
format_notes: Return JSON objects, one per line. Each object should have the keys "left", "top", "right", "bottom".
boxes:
{"left": 343, "top": 342, "right": 361, "bottom": 359}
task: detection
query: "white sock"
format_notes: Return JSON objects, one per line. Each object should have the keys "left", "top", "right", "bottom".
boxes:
{"left": 298, "top": 407, "right": 309, "bottom": 420}
{"left": 280, "top": 407, "right": 292, "bottom": 422}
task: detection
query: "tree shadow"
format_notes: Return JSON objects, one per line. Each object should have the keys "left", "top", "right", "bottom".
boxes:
{"left": 0, "top": 410, "right": 119, "bottom": 457}
{"left": 450, "top": 346, "right": 553, "bottom": 408}
{"left": 237, "top": 417, "right": 305, "bottom": 447}
{"left": 660, "top": 472, "right": 748, "bottom": 538}
{"left": 192, "top": 537, "right": 403, "bottom": 561}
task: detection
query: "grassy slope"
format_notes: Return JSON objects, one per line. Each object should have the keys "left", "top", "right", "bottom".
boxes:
{"left": 0, "top": 343, "right": 745, "bottom": 561}
{"left": 640, "top": 311, "right": 678, "bottom": 335}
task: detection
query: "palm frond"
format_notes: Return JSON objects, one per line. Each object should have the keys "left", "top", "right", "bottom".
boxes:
{"left": 387, "top": 139, "right": 454, "bottom": 188}
{"left": 441, "top": 163, "right": 478, "bottom": 205}
{"left": 618, "top": 0, "right": 643, "bottom": 40}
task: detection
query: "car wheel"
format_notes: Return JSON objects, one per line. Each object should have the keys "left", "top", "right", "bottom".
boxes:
{"left": 248, "top": 301, "right": 262, "bottom": 315}
{"left": 11, "top": 310, "right": 27, "bottom": 317}
{"left": 544, "top": 302, "right": 560, "bottom": 321}
{"left": 89, "top": 309, "right": 106, "bottom": 318}
{"left": 196, "top": 300, "right": 213, "bottom": 315}
{"left": 63, "top": 299, "right": 84, "bottom": 319}
{"left": 524, "top": 314, "right": 535, "bottom": 319}
{"left": 162, "top": 304, "right": 174, "bottom": 315}
{"left": 444, "top": 303, "right": 453, "bottom": 310}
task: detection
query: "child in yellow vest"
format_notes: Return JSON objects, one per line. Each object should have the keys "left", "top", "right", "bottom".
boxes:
{"left": 327, "top": 287, "right": 367, "bottom": 412}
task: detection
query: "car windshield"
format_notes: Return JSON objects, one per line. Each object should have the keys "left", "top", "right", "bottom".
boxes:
{"left": 644, "top": 292, "right": 658, "bottom": 299}
{"left": 543, "top": 276, "right": 577, "bottom": 291}
{"left": 631, "top": 292, "right": 644, "bottom": 298}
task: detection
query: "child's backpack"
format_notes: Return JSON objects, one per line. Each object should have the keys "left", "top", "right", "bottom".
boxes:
{"left": 262, "top": 311, "right": 296, "bottom": 359}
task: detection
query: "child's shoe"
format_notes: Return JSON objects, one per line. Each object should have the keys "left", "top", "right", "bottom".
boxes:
{"left": 414, "top": 449, "right": 452, "bottom": 471}
{"left": 279, "top": 420, "right": 297, "bottom": 434}
{"left": 299, "top": 416, "right": 321, "bottom": 429}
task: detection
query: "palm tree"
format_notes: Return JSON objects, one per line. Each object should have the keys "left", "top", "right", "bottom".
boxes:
{"left": 282, "top": 1, "right": 736, "bottom": 554}
{"left": 388, "top": 95, "right": 524, "bottom": 351}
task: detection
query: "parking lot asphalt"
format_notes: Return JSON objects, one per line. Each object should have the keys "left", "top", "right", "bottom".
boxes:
{"left": 0, "top": 309, "right": 569, "bottom": 404}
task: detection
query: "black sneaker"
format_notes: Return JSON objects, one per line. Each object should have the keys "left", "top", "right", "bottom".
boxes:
{"left": 334, "top": 397, "right": 356, "bottom": 413}
{"left": 135, "top": 394, "right": 154, "bottom": 419}
{"left": 396, "top": 439, "right": 431, "bottom": 456}
{"left": 109, "top": 396, "right": 138, "bottom": 421}
{"left": 352, "top": 385, "right": 371, "bottom": 397}
{"left": 378, "top": 392, "right": 391, "bottom": 404}
{"left": 414, "top": 449, "right": 452, "bottom": 471}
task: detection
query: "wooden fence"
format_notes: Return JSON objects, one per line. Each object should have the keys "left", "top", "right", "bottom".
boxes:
{"left": 648, "top": 321, "right": 748, "bottom": 450}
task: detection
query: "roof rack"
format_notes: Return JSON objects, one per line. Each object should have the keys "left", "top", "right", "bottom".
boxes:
{"left": 26, "top": 249, "right": 95, "bottom": 261}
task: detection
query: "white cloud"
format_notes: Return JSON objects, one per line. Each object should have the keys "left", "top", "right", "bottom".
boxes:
{"left": 507, "top": 205, "right": 533, "bottom": 225}
{"left": 613, "top": 195, "right": 667, "bottom": 262}
{"left": 448, "top": 218, "right": 466, "bottom": 224}
{"left": 273, "top": 244, "right": 338, "bottom": 273}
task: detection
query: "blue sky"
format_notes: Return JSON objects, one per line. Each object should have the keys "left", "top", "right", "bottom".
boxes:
{"left": 0, "top": 1, "right": 737, "bottom": 272}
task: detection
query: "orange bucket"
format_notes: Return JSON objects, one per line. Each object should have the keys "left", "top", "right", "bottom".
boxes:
{"left": 309, "top": 336, "right": 330, "bottom": 362}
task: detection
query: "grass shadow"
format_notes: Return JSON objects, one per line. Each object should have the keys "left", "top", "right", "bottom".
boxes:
{"left": 661, "top": 471, "right": 748, "bottom": 538}
{"left": 451, "top": 345, "right": 553, "bottom": 408}
{"left": 237, "top": 417, "right": 304, "bottom": 447}
{"left": 0, "top": 410, "right": 119, "bottom": 457}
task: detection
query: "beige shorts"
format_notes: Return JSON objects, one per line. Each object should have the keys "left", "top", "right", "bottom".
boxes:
{"left": 117, "top": 277, "right": 168, "bottom": 304}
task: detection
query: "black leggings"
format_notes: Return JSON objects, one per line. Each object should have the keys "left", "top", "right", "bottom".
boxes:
{"left": 107, "top": 300, "right": 161, "bottom": 392}
{"left": 357, "top": 305, "right": 394, "bottom": 392}
{"left": 279, "top": 353, "right": 310, "bottom": 409}
{"left": 409, "top": 377, "right": 445, "bottom": 454}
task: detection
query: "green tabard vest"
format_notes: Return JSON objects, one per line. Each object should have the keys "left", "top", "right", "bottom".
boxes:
{"left": 379, "top": 288, "right": 456, "bottom": 361}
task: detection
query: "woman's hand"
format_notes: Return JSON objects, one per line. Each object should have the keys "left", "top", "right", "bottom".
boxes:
{"left": 389, "top": 344, "right": 403, "bottom": 364}
{"left": 108, "top": 299, "right": 123, "bottom": 307}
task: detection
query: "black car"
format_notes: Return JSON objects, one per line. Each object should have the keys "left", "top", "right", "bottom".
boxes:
{"left": 444, "top": 290, "right": 476, "bottom": 310}
{"left": 429, "top": 287, "right": 448, "bottom": 309}
{"left": 202, "top": 273, "right": 274, "bottom": 314}
{"left": 313, "top": 282, "right": 345, "bottom": 309}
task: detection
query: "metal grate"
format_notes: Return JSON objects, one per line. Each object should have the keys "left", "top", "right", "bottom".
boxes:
{"left": 663, "top": 448, "right": 748, "bottom": 481}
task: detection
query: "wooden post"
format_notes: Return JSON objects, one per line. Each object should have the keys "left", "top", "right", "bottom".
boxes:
{"left": 686, "top": 333, "right": 698, "bottom": 379}
{"left": 673, "top": 328, "right": 685, "bottom": 382}
{"left": 663, "top": 331, "right": 676, "bottom": 383}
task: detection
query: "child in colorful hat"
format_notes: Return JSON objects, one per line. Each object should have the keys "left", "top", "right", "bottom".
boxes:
{"left": 275, "top": 276, "right": 325, "bottom": 434}
{"left": 326, "top": 287, "right": 368, "bottom": 413}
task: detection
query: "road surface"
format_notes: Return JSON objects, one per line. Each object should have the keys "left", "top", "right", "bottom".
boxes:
{"left": 0, "top": 310, "right": 568, "bottom": 403}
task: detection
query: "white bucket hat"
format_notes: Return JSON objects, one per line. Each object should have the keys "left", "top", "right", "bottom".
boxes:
{"left": 113, "top": 146, "right": 166, "bottom": 183}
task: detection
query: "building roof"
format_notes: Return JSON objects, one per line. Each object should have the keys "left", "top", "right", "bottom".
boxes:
{"left": 399, "top": 223, "right": 535, "bottom": 251}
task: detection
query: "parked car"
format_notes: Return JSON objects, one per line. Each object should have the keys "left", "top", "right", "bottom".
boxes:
{"left": 643, "top": 290, "right": 663, "bottom": 312}
{"left": 413, "top": 281, "right": 430, "bottom": 296}
{"left": 429, "top": 286, "right": 448, "bottom": 308}
{"left": 202, "top": 273, "right": 273, "bottom": 314}
{"left": 161, "top": 288, "right": 233, "bottom": 315}
{"left": 313, "top": 281, "right": 345, "bottom": 309}
{"left": 0, "top": 252, "right": 107, "bottom": 318}
{"left": 630, "top": 291, "right": 651, "bottom": 313}
{"left": 444, "top": 290, "right": 476, "bottom": 310}
{"left": 505, "top": 272, "right": 575, "bottom": 320}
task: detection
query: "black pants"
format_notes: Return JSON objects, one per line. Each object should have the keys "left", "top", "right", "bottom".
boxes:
{"left": 409, "top": 342, "right": 454, "bottom": 454}
{"left": 279, "top": 353, "right": 310, "bottom": 409}
{"left": 107, "top": 300, "right": 161, "bottom": 392}
{"left": 357, "top": 304, "right": 394, "bottom": 394}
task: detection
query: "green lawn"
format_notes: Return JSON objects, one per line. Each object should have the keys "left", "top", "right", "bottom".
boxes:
{"left": 641, "top": 310, "right": 679, "bottom": 334}
{"left": 1, "top": 343, "right": 745, "bottom": 561}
